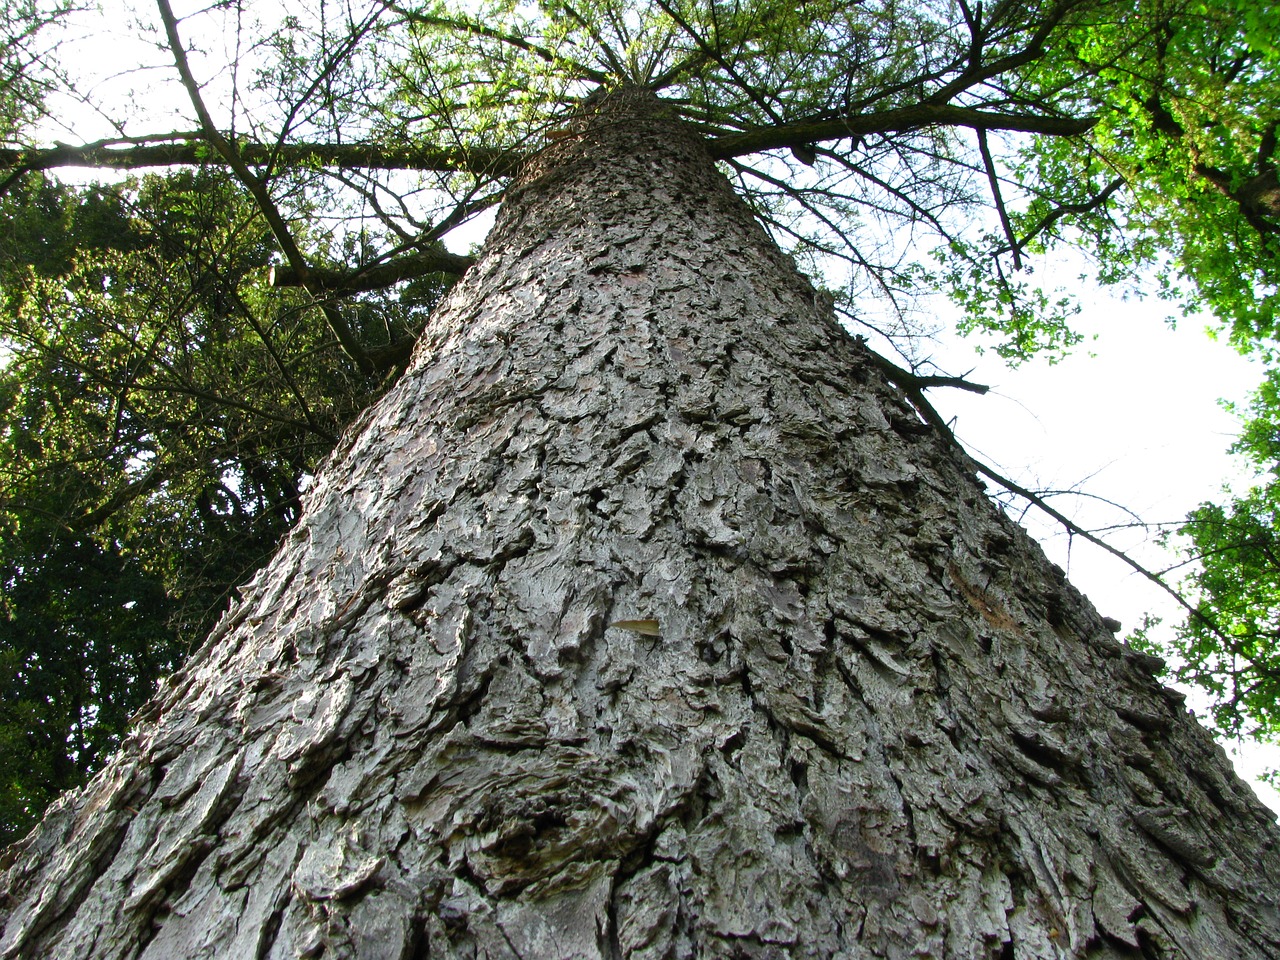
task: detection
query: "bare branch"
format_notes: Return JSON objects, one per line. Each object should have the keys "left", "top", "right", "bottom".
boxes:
{"left": 268, "top": 248, "right": 474, "bottom": 293}
{"left": 974, "top": 458, "right": 1208, "bottom": 627}
{"left": 0, "top": 137, "right": 522, "bottom": 178}
{"left": 875, "top": 354, "right": 1220, "bottom": 640}
{"left": 707, "top": 105, "right": 1097, "bottom": 159}
{"left": 977, "top": 128, "right": 1022, "bottom": 270}
{"left": 867, "top": 351, "right": 991, "bottom": 394}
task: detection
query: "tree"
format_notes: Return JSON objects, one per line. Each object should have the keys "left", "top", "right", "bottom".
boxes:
{"left": 0, "top": 510, "right": 179, "bottom": 845}
{"left": 3, "top": 0, "right": 1280, "bottom": 955}
{"left": 0, "top": 155, "right": 460, "bottom": 838}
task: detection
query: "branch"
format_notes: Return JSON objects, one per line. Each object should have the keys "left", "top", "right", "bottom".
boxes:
{"left": 1257, "top": 120, "right": 1277, "bottom": 173}
{"left": 1142, "top": 93, "right": 1280, "bottom": 238}
{"left": 977, "top": 128, "right": 1022, "bottom": 270}
{"left": 0, "top": 137, "right": 522, "bottom": 178}
{"left": 927, "top": 0, "right": 1076, "bottom": 107}
{"left": 268, "top": 248, "right": 475, "bottom": 293}
{"left": 3, "top": 109, "right": 1090, "bottom": 182}
{"left": 156, "top": 0, "right": 398, "bottom": 373}
{"left": 74, "top": 462, "right": 175, "bottom": 531}
{"left": 365, "top": 338, "right": 416, "bottom": 370}
{"left": 708, "top": 105, "right": 1097, "bottom": 159}
{"left": 221, "top": 280, "right": 336, "bottom": 444}
{"left": 381, "top": 1, "right": 609, "bottom": 85}
{"left": 653, "top": 0, "right": 784, "bottom": 125}
{"left": 649, "top": 49, "right": 710, "bottom": 90}
{"left": 972, "top": 457, "right": 1208, "bottom": 628}
{"left": 1006, "top": 176, "right": 1125, "bottom": 254}
{"left": 867, "top": 351, "right": 990, "bottom": 395}
{"left": 1194, "top": 162, "right": 1280, "bottom": 236}
{"left": 266, "top": 5, "right": 389, "bottom": 173}
{"left": 872, "top": 345, "right": 1213, "bottom": 634}
{"left": 543, "top": 0, "right": 628, "bottom": 78}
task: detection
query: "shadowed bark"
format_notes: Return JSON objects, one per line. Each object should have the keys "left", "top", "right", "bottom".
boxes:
{"left": 2, "top": 87, "right": 1279, "bottom": 959}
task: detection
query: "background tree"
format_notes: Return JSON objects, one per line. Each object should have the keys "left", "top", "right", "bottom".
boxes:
{"left": 1076, "top": 0, "right": 1280, "bottom": 758}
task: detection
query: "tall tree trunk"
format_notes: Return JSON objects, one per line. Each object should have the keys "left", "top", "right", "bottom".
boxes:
{"left": 3, "top": 88, "right": 1279, "bottom": 960}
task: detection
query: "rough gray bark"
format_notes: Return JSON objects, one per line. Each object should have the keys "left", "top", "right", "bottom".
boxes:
{"left": 3, "top": 88, "right": 1280, "bottom": 959}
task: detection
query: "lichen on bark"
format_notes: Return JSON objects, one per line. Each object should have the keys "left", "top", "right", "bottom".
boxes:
{"left": 2, "top": 87, "right": 1279, "bottom": 960}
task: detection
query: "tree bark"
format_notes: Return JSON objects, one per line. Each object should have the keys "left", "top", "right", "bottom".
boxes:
{"left": 3, "top": 87, "right": 1279, "bottom": 960}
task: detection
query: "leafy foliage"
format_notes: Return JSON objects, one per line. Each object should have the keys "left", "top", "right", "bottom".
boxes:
{"left": 1176, "top": 493, "right": 1280, "bottom": 740}
{"left": 0, "top": 170, "right": 452, "bottom": 841}
{"left": 1082, "top": 0, "right": 1280, "bottom": 348}
{"left": 1053, "top": 0, "right": 1280, "bottom": 746}
{"left": 0, "top": 516, "right": 178, "bottom": 844}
